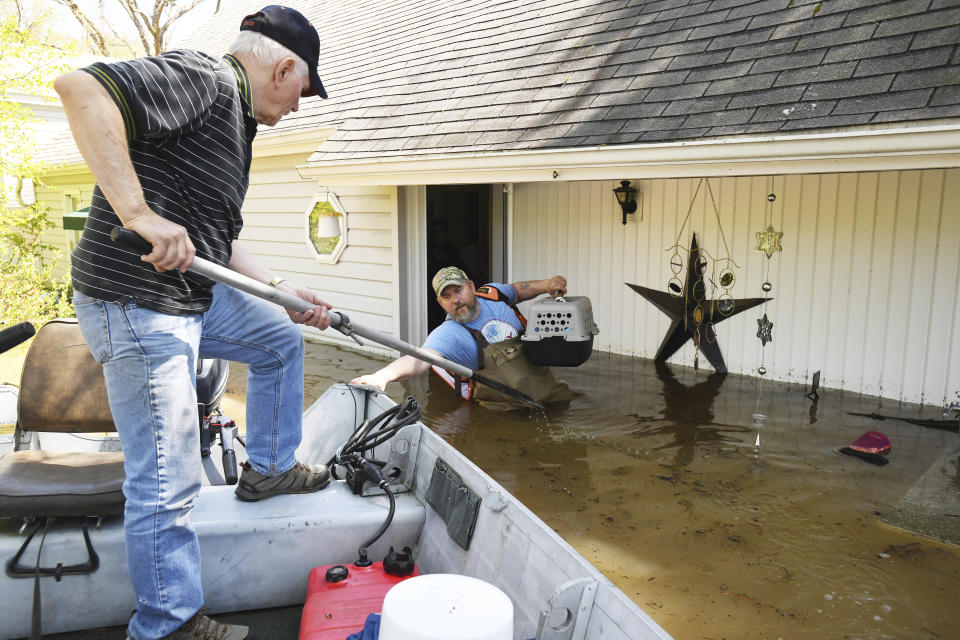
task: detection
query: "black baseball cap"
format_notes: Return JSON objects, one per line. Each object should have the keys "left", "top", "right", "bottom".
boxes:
{"left": 240, "top": 5, "right": 327, "bottom": 99}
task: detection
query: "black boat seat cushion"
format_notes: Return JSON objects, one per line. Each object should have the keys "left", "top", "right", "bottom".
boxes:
{"left": 0, "top": 450, "right": 125, "bottom": 518}
{"left": 0, "top": 318, "right": 125, "bottom": 519}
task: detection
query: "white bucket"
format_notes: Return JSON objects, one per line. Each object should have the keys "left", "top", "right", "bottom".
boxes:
{"left": 379, "top": 573, "right": 513, "bottom": 640}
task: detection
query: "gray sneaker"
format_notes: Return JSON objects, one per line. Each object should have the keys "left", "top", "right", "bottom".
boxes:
{"left": 161, "top": 612, "right": 256, "bottom": 639}
{"left": 235, "top": 461, "right": 331, "bottom": 502}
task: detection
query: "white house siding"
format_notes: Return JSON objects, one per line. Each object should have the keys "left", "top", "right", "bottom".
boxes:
{"left": 510, "top": 171, "right": 960, "bottom": 407}
{"left": 32, "top": 155, "right": 400, "bottom": 354}
{"left": 33, "top": 172, "right": 96, "bottom": 280}
{"left": 241, "top": 155, "right": 398, "bottom": 351}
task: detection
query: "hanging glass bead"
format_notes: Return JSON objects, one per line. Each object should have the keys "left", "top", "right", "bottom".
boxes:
{"left": 670, "top": 253, "right": 683, "bottom": 274}
{"left": 704, "top": 322, "right": 716, "bottom": 344}
{"left": 717, "top": 295, "right": 734, "bottom": 315}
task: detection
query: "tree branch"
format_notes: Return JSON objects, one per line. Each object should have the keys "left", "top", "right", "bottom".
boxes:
{"left": 116, "top": 0, "right": 152, "bottom": 54}
{"left": 53, "top": 0, "right": 110, "bottom": 56}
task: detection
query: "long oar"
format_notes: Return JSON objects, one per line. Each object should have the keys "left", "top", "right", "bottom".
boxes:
{"left": 110, "top": 228, "right": 546, "bottom": 410}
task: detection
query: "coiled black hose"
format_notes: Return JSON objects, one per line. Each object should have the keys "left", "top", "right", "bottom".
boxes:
{"left": 328, "top": 395, "right": 421, "bottom": 566}
{"left": 327, "top": 395, "right": 421, "bottom": 470}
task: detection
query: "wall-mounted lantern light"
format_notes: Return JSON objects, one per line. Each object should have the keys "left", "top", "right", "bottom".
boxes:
{"left": 613, "top": 180, "right": 638, "bottom": 225}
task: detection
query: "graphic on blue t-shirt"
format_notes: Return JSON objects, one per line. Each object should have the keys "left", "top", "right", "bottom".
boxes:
{"left": 480, "top": 319, "right": 517, "bottom": 343}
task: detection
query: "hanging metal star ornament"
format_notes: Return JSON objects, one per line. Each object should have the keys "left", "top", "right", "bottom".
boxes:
{"left": 755, "top": 224, "right": 783, "bottom": 259}
{"left": 756, "top": 313, "right": 773, "bottom": 346}
{"left": 626, "top": 234, "right": 767, "bottom": 374}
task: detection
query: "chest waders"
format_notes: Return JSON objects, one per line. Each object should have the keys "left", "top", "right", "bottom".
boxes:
{"left": 431, "top": 287, "right": 571, "bottom": 410}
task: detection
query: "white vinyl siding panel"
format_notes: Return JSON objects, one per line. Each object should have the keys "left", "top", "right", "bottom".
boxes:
{"left": 33, "top": 175, "right": 96, "bottom": 280}
{"left": 241, "top": 155, "right": 398, "bottom": 350}
{"left": 511, "top": 170, "right": 960, "bottom": 406}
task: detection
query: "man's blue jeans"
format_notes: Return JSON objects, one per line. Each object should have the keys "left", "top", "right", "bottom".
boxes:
{"left": 73, "top": 283, "right": 306, "bottom": 639}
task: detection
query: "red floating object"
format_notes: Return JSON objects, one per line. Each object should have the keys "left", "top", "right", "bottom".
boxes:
{"left": 849, "top": 430, "right": 891, "bottom": 455}
{"left": 299, "top": 561, "right": 420, "bottom": 640}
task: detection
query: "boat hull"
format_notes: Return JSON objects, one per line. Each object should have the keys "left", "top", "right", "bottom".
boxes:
{"left": 0, "top": 384, "right": 672, "bottom": 640}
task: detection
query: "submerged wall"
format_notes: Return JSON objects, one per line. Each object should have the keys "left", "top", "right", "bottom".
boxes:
{"left": 34, "top": 161, "right": 959, "bottom": 406}
{"left": 511, "top": 170, "right": 960, "bottom": 407}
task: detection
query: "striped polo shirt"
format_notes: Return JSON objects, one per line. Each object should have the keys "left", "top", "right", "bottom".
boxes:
{"left": 71, "top": 50, "right": 257, "bottom": 315}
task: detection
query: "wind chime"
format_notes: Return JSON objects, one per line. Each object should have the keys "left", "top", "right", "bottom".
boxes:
{"left": 626, "top": 178, "right": 765, "bottom": 373}
{"left": 752, "top": 180, "right": 784, "bottom": 443}
{"left": 671, "top": 178, "right": 735, "bottom": 370}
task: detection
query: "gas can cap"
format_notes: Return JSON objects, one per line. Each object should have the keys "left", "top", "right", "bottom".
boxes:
{"left": 383, "top": 546, "right": 415, "bottom": 577}
{"left": 324, "top": 565, "right": 349, "bottom": 583}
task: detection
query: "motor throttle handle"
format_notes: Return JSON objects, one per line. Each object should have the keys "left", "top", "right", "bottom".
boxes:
{"left": 219, "top": 421, "right": 239, "bottom": 485}
{"left": 222, "top": 449, "right": 238, "bottom": 485}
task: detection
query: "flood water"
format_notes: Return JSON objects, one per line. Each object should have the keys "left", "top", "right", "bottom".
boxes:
{"left": 256, "top": 342, "right": 960, "bottom": 640}
{"left": 6, "top": 336, "right": 954, "bottom": 639}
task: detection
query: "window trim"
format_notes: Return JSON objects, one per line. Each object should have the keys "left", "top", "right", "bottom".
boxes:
{"left": 304, "top": 190, "right": 348, "bottom": 264}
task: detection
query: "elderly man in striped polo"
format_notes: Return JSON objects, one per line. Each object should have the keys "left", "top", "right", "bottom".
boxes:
{"left": 54, "top": 6, "right": 330, "bottom": 640}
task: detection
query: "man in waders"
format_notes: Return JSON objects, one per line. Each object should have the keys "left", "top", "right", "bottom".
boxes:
{"left": 350, "top": 266, "right": 572, "bottom": 409}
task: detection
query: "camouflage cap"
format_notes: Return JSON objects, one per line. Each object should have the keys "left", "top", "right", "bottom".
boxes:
{"left": 432, "top": 266, "right": 469, "bottom": 296}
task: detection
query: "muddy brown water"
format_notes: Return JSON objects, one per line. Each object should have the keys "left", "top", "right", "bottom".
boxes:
{"left": 268, "top": 343, "right": 960, "bottom": 640}
{"left": 4, "top": 340, "right": 959, "bottom": 639}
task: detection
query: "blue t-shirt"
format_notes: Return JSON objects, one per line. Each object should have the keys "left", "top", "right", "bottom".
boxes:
{"left": 422, "top": 283, "right": 520, "bottom": 370}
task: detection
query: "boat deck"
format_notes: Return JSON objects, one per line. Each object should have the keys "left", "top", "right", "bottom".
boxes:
{"left": 0, "top": 482, "right": 424, "bottom": 639}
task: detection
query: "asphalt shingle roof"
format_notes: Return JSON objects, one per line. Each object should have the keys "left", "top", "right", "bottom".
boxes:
{"left": 154, "top": 0, "right": 960, "bottom": 163}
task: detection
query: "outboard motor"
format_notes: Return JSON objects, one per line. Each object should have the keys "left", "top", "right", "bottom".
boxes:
{"left": 196, "top": 357, "right": 229, "bottom": 424}
{"left": 195, "top": 358, "right": 237, "bottom": 483}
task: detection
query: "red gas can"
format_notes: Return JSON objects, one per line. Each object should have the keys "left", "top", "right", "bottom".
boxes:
{"left": 299, "top": 559, "right": 420, "bottom": 640}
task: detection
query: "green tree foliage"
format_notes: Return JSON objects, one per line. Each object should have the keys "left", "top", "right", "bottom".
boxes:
{"left": 0, "top": 1, "right": 68, "bottom": 185}
{"left": 0, "top": 205, "right": 73, "bottom": 325}
{"left": 0, "top": 0, "right": 75, "bottom": 327}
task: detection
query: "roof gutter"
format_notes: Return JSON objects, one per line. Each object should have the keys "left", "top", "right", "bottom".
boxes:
{"left": 253, "top": 126, "right": 336, "bottom": 157}
{"left": 297, "top": 123, "right": 960, "bottom": 185}
{"left": 41, "top": 126, "right": 338, "bottom": 176}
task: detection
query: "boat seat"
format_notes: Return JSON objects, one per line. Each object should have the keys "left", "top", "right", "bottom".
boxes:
{"left": 0, "top": 318, "right": 124, "bottom": 519}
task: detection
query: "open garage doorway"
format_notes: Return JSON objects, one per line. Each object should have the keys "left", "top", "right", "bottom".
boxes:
{"left": 425, "top": 185, "right": 504, "bottom": 332}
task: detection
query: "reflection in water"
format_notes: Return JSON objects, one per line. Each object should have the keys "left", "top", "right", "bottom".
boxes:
{"left": 629, "top": 363, "right": 749, "bottom": 469}
{"left": 232, "top": 345, "right": 960, "bottom": 640}
{"left": 808, "top": 395, "right": 819, "bottom": 425}
{"left": 847, "top": 411, "right": 960, "bottom": 433}
{"left": 411, "top": 351, "right": 960, "bottom": 640}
